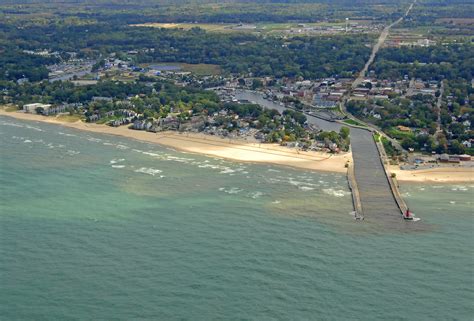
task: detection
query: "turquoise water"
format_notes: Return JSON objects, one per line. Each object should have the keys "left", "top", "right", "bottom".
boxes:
{"left": 0, "top": 116, "right": 472, "bottom": 320}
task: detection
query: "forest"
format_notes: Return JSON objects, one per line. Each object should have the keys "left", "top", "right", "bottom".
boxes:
{"left": 373, "top": 43, "right": 473, "bottom": 81}
{"left": 0, "top": 0, "right": 411, "bottom": 24}
{"left": 0, "top": 22, "right": 373, "bottom": 81}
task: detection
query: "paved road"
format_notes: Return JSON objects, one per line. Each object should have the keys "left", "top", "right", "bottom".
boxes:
{"left": 436, "top": 81, "right": 445, "bottom": 133}
{"left": 352, "top": 0, "right": 417, "bottom": 89}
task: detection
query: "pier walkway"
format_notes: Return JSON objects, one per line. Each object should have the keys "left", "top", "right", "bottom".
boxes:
{"left": 350, "top": 129, "right": 406, "bottom": 223}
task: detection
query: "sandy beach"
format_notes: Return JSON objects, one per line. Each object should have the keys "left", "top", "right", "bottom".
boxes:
{"left": 3, "top": 109, "right": 473, "bottom": 182}
{"left": 0, "top": 110, "right": 351, "bottom": 173}
{"left": 390, "top": 166, "right": 474, "bottom": 183}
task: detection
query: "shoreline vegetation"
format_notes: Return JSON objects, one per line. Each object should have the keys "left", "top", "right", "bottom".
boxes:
{"left": 1, "top": 109, "right": 473, "bottom": 183}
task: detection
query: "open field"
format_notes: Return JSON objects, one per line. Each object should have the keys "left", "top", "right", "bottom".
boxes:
{"left": 56, "top": 114, "right": 84, "bottom": 123}
{"left": 132, "top": 22, "right": 238, "bottom": 32}
{"left": 342, "top": 119, "right": 366, "bottom": 127}
{"left": 139, "top": 62, "right": 222, "bottom": 76}
{"left": 435, "top": 18, "right": 474, "bottom": 25}
{"left": 132, "top": 21, "right": 378, "bottom": 35}
{"left": 389, "top": 24, "right": 474, "bottom": 42}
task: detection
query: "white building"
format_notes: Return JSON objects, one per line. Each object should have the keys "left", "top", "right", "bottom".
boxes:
{"left": 23, "top": 103, "right": 52, "bottom": 113}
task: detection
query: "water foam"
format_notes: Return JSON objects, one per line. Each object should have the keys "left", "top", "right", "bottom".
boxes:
{"left": 134, "top": 167, "right": 163, "bottom": 176}
{"left": 248, "top": 191, "right": 264, "bottom": 199}
{"left": 323, "top": 188, "right": 349, "bottom": 198}
{"left": 110, "top": 159, "right": 125, "bottom": 164}
{"left": 219, "top": 187, "right": 243, "bottom": 194}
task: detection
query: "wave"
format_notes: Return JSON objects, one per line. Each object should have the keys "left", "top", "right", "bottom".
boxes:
{"left": 0, "top": 121, "right": 24, "bottom": 128}
{"left": 322, "top": 188, "right": 350, "bottom": 198}
{"left": 58, "top": 132, "right": 77, "bottom": 137}
{"left": 110, "top": 158, "right": 125, "bottom": 164}
{"left": 288, "top": 178, "right": 318, "bottom": 189}
{"left": 87, "top": 137, "right": 102, "bottom": 143}
{"left": 248, "top": 191, "right": 264, "bottom": 199}
{"left": 142, "top": 151, "right": 161, "bottom": 157}
{"left": 219, "top": 187, "right": 243, "bottom": 194}
{"left": 25, "top": 125, "right": 44, "bottom": 132}
{"left": 166, "top": 155, "right": 194, "bottom": 163}
{"left": 134, "top": 167, "right": 163, "bottom": 176}
{"left": 220, "top": 168, "right": 236, "bottom": 174}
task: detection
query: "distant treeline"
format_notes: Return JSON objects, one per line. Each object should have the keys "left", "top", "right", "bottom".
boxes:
{"left": 373, "top": 43, "right": 473, "bottom": 81}
{"left": 0, "top": 0, "right": 409, "bottom": 24}
{"left": 1, "top": 22, "right": 373, "bottom": 80}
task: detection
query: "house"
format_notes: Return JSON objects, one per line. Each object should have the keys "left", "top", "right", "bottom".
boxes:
{"left": 133, "top": 120, "right": 153, "bottom": 131}
{"left": 44, "top": 105, "right": 67, "bottom": 115}
{"left": 92, "top": 96, "right": 113, "bottom": 102}
{"left": 462, "top": 140, "right": 472, "bottom": 148}
{"left": 87, "top": 114, "right": 100, "bottom": 122}
{"left": 439, "top": 154, "right": 450, "bottom": 163}
{"left": 179, "top": 116, "right": 206, "bottom": 132}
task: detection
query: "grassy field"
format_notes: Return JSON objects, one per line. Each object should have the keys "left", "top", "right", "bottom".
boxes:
{"left": 180, "top": 63, "right": 222, "bottom": 76}
{"left": 0, "top": 105, "right": 20, "bottom": 112}
{"left": 387, "top": 127, "right": 415, "bottom": 140}
{"left": 132, "top": 21, "right": 373, "bottom": 35}
{"left": 435, "top": 18, "right": 474, "bottom": 25}
{"left": 132, "top": 23, "right": 236, "bottom": 33}
{"left": 140, "top": 62, "right": 222, "bottom": 76}
{"left": 56, "top": 114, "right": 84, "bottom": 123}
{"left": 343, "top": 119, "right": 366, "bottom": 127}
{"left": 391, "top": 25, "right": 474, "bottom": 41}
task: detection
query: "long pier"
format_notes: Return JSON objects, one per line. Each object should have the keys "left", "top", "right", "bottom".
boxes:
{"left": 349, "top": 128, "right": 407, "bottom": 223}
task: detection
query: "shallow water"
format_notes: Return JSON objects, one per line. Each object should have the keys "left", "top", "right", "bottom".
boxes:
{"left": 0, "top": 116, "right": 472, "bottom": 320}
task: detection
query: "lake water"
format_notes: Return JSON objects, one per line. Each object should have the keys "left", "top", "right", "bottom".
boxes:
{"left": 0, "top": 116, "right": 472, "bottom": 320}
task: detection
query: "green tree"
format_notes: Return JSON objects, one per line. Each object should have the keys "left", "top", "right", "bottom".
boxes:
{"left": 340, "top": 126, "right": 350, "bottom": 140}
{"left": 251, "top": 79, "right": 263, "bottom": 90}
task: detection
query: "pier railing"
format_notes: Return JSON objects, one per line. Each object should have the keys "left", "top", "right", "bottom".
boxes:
{"left": 347, "top": 161, "right": 363, "bottom": 219}
{"left": 374, "top": 138, "right": 409, "bottom": 216}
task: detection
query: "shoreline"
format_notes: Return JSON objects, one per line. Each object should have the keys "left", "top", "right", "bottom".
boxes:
{"left": 2, "top": 110, "right": 473, "bottom": 183}
{"left": 0, "top": 110, "right": 350, "bottom": 173}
